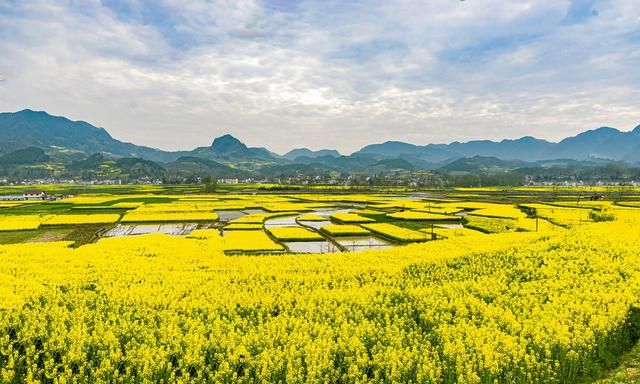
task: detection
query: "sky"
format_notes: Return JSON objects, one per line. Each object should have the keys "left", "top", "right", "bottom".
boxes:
{"left": 0, "top": 0, "right": 639, "bottom": 155}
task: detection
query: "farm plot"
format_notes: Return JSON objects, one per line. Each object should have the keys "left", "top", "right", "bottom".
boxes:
{"left": 121, "top": 212, "right": 218, "bottom": 222}
{"left": 330, "top": 213, "right": 376, "bottom": 224}
{"left": 361, "top": 223, "right": 429, "bottom": 243}
{"left": 267, "top": 227, "right": 325, "bottom": 242}
{"left": 103, "top": 223, "right": 199, "bottom": 237}
{"left": 387, "top": 210, "right": 460, "bottom": 221}
{"left": 0, "top": 215, "right": 47, "bottom": 231}
{"left": 335, "top": 236, "right": 392, "bottom": 251}
{"left": 320, "top": 224, "right": 371, "bottom": 237}
{"left": 43, "top": 214, "right": 121, "bottom": 225}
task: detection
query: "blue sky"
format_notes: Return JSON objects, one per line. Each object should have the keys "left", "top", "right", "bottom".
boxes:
{"left": 0, "top": 0, "right": 638, "bottom": 154}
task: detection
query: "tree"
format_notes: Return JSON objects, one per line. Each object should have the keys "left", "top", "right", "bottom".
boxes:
{"left": 202, "top": 176, "right": 217, "bottom": 193}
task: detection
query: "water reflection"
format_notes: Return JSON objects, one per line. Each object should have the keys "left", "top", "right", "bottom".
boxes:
{"left": 335, "top": 236, "right": 392, "bottom": 252}
{"left": 103, "top": 223, "right": 199, "bottom": 237}
{"left": 298, "top": 220, "right": 332, "bottom": 230}
{"left": 264, "top": 216, "right": 298, "bottom": 228}
{"left": 216, "top": 211, "right": 246, "bottom": 222}
{"left": 284, "top": 241, "right": 341, "bottom": 254}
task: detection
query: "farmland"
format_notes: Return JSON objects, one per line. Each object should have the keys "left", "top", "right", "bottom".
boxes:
{"left": 0, "top": 184, "right": 639, "bottom": 382}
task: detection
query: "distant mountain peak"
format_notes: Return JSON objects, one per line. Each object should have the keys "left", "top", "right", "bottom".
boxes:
{"left": 16, "top": 108, "right": 46, "bottom": 115}
{"left": 210, "top": 134, "right": 248, "bottom": 154}
{"left": 584, "top": 126, "right": 619, "bottom": 135}
{"left": 283, "top": 147, "right": 341, "bottom": 160}
{"left": 2, "top": 109, "right": 640, "bottom": 171}
{"left": 0, "top": 109, "right": 177, "bottom": 162}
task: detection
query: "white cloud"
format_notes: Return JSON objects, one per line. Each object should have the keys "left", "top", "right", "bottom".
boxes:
{"left": 0, "top": 0, "right": 638, "bottom": 154}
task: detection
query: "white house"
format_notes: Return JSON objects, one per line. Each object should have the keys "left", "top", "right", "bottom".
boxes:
{"left": 23, "top": 189, "right": 45, "bottom": 200}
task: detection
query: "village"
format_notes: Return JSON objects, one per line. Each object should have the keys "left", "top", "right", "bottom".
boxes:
{"left": 0, "top": 189, "right": 67, "bottom": 201}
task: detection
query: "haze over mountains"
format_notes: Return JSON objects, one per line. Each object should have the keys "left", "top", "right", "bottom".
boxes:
{"left": 0, "top": 109, "right": 639, "bottom": 180}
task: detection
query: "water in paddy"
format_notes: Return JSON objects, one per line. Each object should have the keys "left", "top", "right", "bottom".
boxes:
{"left": 264, "top": 216, "right": 299, "bottom": 228}
{"left": 216, "top": 211, "right": 246, "bottom": 222}
{"left": 244, "top": 209, "right": 266, "bottom": 214}
{"left": 336, "top": 236, "right": 393, "bottom": 252}
{"left": 312, "top": 208, "right": 352, "bottom": 217}
{"left": 103, "top": 223, "right": 198, "bottom": 237}
{"left": 298, "top": 220, "right": 332, "bottom": 230}
{"left": 435, "top": 223, "right": 464, "bottom": 229}
{"left": 285, "top": 241, "right": 341, "bottom": 254}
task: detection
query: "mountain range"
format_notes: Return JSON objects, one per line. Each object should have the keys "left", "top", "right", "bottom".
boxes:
{"left": 0, "top": 109, "right": 639, "bottom": 180}
{"left": 356, "top": 127, "right": 640, "bottom": 163}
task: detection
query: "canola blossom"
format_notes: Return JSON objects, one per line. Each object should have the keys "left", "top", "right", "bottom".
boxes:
{"left": 121, "top": 212, "right": 219, "bottom": 223}
{"left": 320, "top": 224, "right": 371, "bottom": 237}
{"left": 361, "top": 223, "right": 429, "bottom": 243}
{"left": 0, "top": 215, "right": 47, "bottom": 231}
{"left": 519, "top": 203, "right": 596, "bottom": 227}
{"left": 186, "top": 229, "right": 284, "bottom": 252}
{"left": 0, "top": 222, "right": 637, "bottom": 383}
{"left": 350, "top": 209, "right": 386, "bottom": 216}
{"left": 330, "top": 213, "right": 376, "bottom": 224}
{"left": 223, "top": 223, "right": 264, "bottom": 230}
{"left": 387, "top": 210, "right": 460, "bottom": 221}
{"left": 296, "top": 214, "right": 327, "bottom": 222}
{"left": 230, "top": 212, "right": 298, "bottom": 224}
{"left": 0, "top": 190, "right": 639, "bottom": 383}
{"left": 465, "top": 205, "right": 528, "bottom": 219}
{"left": 219, "top": 230, "right": 285, "bottom": 252}
{"left": 419, "top": 226, "right": 486, "bottom": 239}
{"left": 43, "top": 214, "right": 121, "bottom": 225}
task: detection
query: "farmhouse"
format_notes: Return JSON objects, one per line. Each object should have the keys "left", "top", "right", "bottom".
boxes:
{"left": 23, "top": 189, "right": 46, "bottom": 200}
{"left": 0, "top": 194, "right": 25, "bottom": 201}
{"left": 0, "top": 189, "right": 46, "bottom": 201}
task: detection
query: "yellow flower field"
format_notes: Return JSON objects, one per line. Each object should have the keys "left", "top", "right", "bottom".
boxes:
{"left": 229, "top": 213, "right": 270, "bottom": 224}
{"left": 519, "top": 203, "right": 596, "bottom": 226}
{"left": 387, "top": 210, "right": 461, "bottom": 221}
{"left": 110, "top": 202, "right": 145, "bottom": 209}
{"left": 463, "top": 214, "right": 560, "bottom": 233}
{"left": 0, "top": 189, "right": 639, "bottom": 382}
{"left": 221, "top": 230, "right": 285, "bottom": 251}
{"left": 320, "top": 224, "right": 371, "bottom": 236}
{"left": 121, "top": 212, "right": 219, "bottom": 223}
{"left": 465, "top": 205, "right": 528, "bottom": 219}
{"left": 361, "top": 223, "right": 429, "bottom": 243}
{"left": 0, "top": 220, "right": 638, "bottom": 382}
{"left": 0, "top": 215, "right": 46, "bottom": 231}
{"left": 419, "top": 226, "right": 486, "bottom": 239}
{"left": 350, "top": 208, "right": 386, "bottom": 216}
{"left": 43, "top": 214, "right": 121, "bottom": 225}
{"left": 223, "top": 223, "right": 264, "bottom": 230}
{"left": 50, "top": 196, "right": 121, "bottom": 205}
{"left": 297, "top": 213, "right": 327, "bottom": 221}
{"left": 330, "top": 212, "right": 376, "bottom": 223}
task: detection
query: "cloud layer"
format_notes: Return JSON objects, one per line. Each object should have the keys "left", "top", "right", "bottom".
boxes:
{"left": 0, "top": 0, "right": 638, "bottom": 154}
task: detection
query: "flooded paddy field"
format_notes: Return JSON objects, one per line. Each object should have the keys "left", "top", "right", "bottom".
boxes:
{"left": 103, "top": 223, "right": 200, "bottom": 237}
{"left": 38, "top": 193, "right": 531, "bottom": 255}
{"left": 298, "top": 220, "right": 332, "bottom": 230}
{"left": 284, "top": 241, "right": 341, "bottom": 254}
{"left": 335, "top": 236, "right": 393, "bottom": 252}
